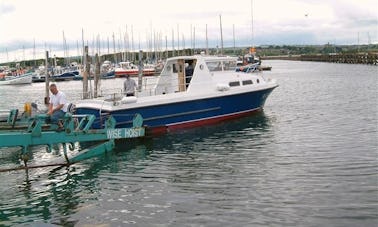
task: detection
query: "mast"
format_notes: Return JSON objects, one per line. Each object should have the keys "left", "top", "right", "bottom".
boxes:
{"left": 219, "top": 14, "right": 224, "bottom": 55}
{"left": 193, "top": 26, "right": 196, "bottom": 54}
{"left": 131, "top": 25, "right": 135, "bottom": 62}
{"left": 33, "top": 38, "right": 36, "bottom": 67}
{"left": 250, "top": 0, "right": 255, "bottom": 53}
{"left": 190, "top": 24, "right": 193, "bottom": 55}
{"left": 107, "top": 36, "right": 110, "bottom": 55}
{"left": 81, "top": 28, "right": 85, "bottom": 65}
{"left": 177, "top": 24, "right": 180, "bottom": 56}
{"left": 165, "top": 35, "right": 168, "bottom": 58}
{"left": 112, "top": 32, "right": 116, "bottom": 63}
{"left": 206, "top": 24, "right": 209, "bottom": 55}
{"left": 171, "top": 28, "right": 175, "bottom": 57}
{"left": 233, "top": 24, "right": 236, "bottom": 55}
{"left": 6, "top": 48, "right": 9, "bottom": 63}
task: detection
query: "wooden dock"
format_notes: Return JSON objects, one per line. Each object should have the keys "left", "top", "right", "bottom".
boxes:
{"left": 261, "top": 53, "right": 378, "bottom": 65}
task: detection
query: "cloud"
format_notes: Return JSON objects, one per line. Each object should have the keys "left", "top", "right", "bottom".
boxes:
{"left": 0, "top": 2, "right": 15, "bottom": 15}
{"left": 1, "top": 0, "right": 377, "bottom": 63}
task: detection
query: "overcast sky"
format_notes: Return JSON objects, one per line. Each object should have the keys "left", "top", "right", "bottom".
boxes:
{"left": 0, "top": 0, "right": 377, "bottom": 62}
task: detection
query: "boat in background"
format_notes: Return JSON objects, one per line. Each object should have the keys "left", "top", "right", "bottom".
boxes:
{"left": 0, "top": 73, "right": 33, "bottom": 85}
{"left": 237, "top": 49, "right": 272, "bottom": 71}
{"left": 101, "top": 60, "right": 116, "bottom": 79}
{"left": 32, "top": 65, "right": 47, "bottom": 82}
{"left": 114, "top": 61, "right": 156, "bottom": 77}
{"left": 75, "top": 54, "right": 278, "bottom": 134}
{"left": 50, "top": 65, "right": 81, "bottom": 81}
{"left": 101, "top": 70, "right": 115, "bottom": 79}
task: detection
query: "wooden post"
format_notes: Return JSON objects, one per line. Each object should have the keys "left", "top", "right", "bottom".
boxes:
{"left": 44, "top": 51, "right": 50, "bottom": 104}
{"left": 138, "top": 50, "right": 143, "bottom": 92}
{"left": 82, "top": 46, "right": 89, "bottom": 99}
{"left": 94, "top": 53, "right": 101, "bottom": 98}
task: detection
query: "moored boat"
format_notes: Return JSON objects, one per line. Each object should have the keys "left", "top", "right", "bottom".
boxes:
{"left": 51, "top": 70, "right": 80, "bottom": 81}
{"left": 101, "top": 70, "right": 115, "bottom": 79}
{"left": 115, "top": 61, "right": 156, "bottom": 77}
{"left": 32, "top": 65, "right": 47, "bottom": 82}
{"left": 0, "top": 73, "right": 33, "bottom": 85}
{"left": 75, "top": 55, "right": 278, "bottom": 134}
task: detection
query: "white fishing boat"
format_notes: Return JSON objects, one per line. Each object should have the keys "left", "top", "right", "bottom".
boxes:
{"left": 0, "top": 73, "right": 33, "bottom": 85}
{"left": 75, "top": 54, "right": 278, "bottom": 134}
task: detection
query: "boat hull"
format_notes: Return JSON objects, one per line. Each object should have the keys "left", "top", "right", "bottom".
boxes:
{"left": 75, "top": 86, "right": 276, "bottom": 134}
{"left": 0, "top": 73, "right": 33, "bottom": 85}
{"left": 115, "top": 69, "right": 156, "bottom": 77}
{"left": 51, "top": 71, "right": 79, "bottom": 81}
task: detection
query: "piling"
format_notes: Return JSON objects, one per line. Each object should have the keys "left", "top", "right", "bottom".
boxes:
{"left": 82, "top": 46, "right": 90, "bottom": 99}
{"left": 94, "top": 53, "right": 100, "bottom": 98}
{"left": 138, "top": 50, "right": 143, "bottom": 92}
{"left": 44, "top": 51, "right": 50, "bottom": 104}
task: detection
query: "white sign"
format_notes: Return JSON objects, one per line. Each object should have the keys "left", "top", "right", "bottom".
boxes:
{"left": 107, "top": 128, "right": 144, "bottom": 139}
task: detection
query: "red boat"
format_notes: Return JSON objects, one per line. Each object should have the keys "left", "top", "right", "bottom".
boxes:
{"left": 114, "top": 62, "right": 156, "bottom": 77}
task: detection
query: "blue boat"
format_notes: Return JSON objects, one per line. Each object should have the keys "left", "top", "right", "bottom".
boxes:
{"left": 101, "top": 70, "right": 115, "bottom": 79}
{"left": 51, "top": 70, "right": 79, "bottom": 81}
{"left": 75, "top": 55, "right": 278, "bottom": 134}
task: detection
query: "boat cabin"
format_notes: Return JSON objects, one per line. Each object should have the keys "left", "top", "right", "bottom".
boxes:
{"left": 154, "top": 55, "right": 238, "bottom": 95}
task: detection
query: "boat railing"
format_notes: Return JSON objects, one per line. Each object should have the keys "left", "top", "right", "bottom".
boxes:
{"left": 62, "top": 76, "right": 196, "bottom": 102}
{"left": 97, "top": 80, "right": 195, "bottom": 99}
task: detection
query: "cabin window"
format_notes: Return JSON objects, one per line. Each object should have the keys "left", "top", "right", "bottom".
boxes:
{"left": 161, "top": 64, "right": 172, "bottom": 75}
{"left": 229, "top": 81, "right": 240, "bottom": 87}
{"left": 256, "top": 79, "right": 260, "bottom": 83}
{"left": 242, "top": 80, "right": 253, "bottom": 85}
{"left": 206, "top": 61, "right": 222, "bottom": 72}
{"left": 172, "top": 64, "right": 178, "bottom": 73}
{"left": 223, "top": 60, "right": 238, "bottom": 71}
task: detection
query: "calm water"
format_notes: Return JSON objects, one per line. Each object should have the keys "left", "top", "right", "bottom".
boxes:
{"left": 0, "top": 60, "right": 377, "bottom": 226}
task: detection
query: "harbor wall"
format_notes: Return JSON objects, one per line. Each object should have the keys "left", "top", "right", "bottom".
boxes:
{"left": 261, "top": 53, "right": 378, "bottom": 65}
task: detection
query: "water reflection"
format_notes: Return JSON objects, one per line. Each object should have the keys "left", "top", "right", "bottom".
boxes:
{"left": 0, "top": 141, "right": 153, "bottom": 225}
{"left": 152, "top": 111, "right": 272, "bottom": 151}
{"left": 0, "top": 111, "right": 272, "bottom": 226}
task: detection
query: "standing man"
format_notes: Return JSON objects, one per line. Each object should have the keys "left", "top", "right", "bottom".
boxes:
{"left": 47, "top": 83, "right": 68, "bottom": 128}
{"left": 124, "top": 75, "right": 137, "bottom": 96}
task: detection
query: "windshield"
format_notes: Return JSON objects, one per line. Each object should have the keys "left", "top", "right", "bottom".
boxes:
{"left": 205, "top": 60, "right": 237, "bottom": 72}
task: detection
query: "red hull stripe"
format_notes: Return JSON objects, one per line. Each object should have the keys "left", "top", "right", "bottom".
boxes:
{"left": 146, "top": 107, "right": 261, "bottom": 135}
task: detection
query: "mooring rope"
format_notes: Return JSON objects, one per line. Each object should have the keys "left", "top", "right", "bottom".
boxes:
{"left": 0, "top": 162, "right": 70, "bottom": 173}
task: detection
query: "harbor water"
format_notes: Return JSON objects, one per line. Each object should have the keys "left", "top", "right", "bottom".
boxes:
{"left": 0, "top": 60, "right": 377, "bottom": 226}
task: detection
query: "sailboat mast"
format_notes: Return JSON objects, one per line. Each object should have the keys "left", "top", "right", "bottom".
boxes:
{"left": 250, "top": 0, "right": 255, "bottom": 52}
{"left": 206, "top": 24, "right": 209, "bottom": 55}
{"left": 219, "top": 14, "right": 224, "bottom": 55}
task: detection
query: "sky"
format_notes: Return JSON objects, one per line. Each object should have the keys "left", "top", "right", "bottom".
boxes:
{"left": 0, "top": 0, "right": 377, "bottom": 63}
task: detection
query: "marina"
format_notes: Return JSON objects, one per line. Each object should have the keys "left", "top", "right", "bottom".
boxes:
{"left": 0, "top": 60, "right": 377, "bottom": 226}
{"left": 0, "top": 53, "right": 278, "bottom": 170}
{"left": 0, "top": 0, "right": 377, "bottom": 226}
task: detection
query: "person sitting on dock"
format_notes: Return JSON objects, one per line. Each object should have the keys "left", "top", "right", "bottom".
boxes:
{"left": 47, "top": 84, "right": 68, "bottom": 129}
{"left": 124, "top": 75, "right": 137, "bottom": 96}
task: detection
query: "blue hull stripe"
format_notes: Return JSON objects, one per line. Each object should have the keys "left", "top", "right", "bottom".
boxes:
{"left": 76, "top": 87, "right": 276, "bottom": 129}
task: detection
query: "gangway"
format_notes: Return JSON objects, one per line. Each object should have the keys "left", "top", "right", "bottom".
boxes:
{"left": 0, "top": 110, "right": 145, "bottom": 172}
